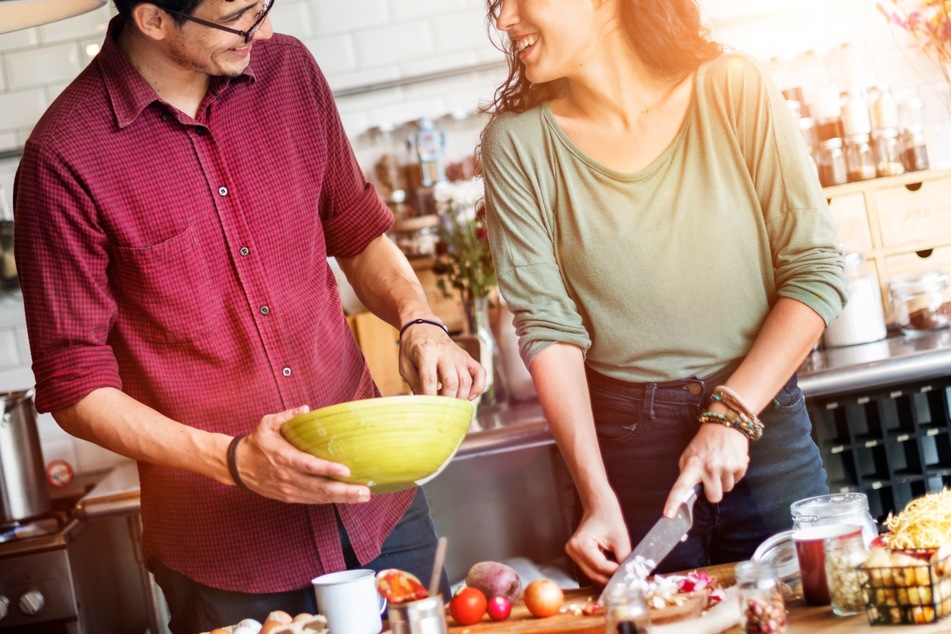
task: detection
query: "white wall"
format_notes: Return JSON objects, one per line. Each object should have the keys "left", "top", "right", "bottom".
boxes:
{"left": 1, "top": 0, "right": 951, "bottom": 476}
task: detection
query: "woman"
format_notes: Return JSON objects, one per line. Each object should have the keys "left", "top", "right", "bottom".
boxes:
{"left": 479, "top": 0, "right": 848, "bottom": 586}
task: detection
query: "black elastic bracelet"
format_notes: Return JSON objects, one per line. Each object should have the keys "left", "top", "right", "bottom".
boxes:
{"left": 399, "top": 318, "right": 449, "bottom": 339}
{"left": 228, "top": 434, "right": 251, "bottom": 492}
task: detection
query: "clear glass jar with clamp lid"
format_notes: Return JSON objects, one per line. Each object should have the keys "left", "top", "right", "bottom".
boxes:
{"left": 790, "top": 492, "right": 878, "bottom": 546}
{"left": 889, "top": 269, "right": 951, "bottom": 334}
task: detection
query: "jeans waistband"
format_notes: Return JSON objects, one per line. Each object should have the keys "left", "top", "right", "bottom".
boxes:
{"left": 585, "top": 364, "right": 738, "bottom": 407}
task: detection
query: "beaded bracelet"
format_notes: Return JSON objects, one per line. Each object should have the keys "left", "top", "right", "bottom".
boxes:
{"left": 399, "top": 318, "right": 449, "bottom": 339}
{"left": 228, "top": 434, "right": 251, "bottom": 492}
{"left": 706, "top": 394, "right": 765, "bottom": 442}
{"left": 713, "top": 385, "right": 757, "bottom": 420}
{"left": 698, "top": 410, "right": 765, "bottom": 441}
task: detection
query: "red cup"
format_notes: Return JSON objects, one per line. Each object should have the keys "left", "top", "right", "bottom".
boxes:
{"left": 793, "top": 523, "right": 864, "bottom": 605}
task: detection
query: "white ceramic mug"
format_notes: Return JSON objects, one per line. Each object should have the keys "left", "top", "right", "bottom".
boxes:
{"left": 312, "top": 569, "right": 386, "bottom": 634}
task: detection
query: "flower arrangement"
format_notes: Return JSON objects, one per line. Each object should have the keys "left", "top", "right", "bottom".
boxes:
{"left": 878, "top": 1, "right": 951, "bottom": 88}
{"left": 431, "top": 178, "right": 496, "bottom": 308}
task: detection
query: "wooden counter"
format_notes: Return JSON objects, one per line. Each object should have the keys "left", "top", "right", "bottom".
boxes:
{"left": 386, "top": 563, "right": 951, "bottom": 633}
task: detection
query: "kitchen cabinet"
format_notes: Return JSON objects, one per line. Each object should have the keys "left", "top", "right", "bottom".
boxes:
{"left": 824, "top": 168, "right": 951, "bottom": 323}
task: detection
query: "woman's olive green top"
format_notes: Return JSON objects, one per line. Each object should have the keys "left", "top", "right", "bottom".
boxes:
{"left": 481, "top": 53, "right": 848, "bottom": 383}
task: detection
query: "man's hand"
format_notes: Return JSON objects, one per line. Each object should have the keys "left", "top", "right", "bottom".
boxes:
{"left": 233, "top": 405, "right": 373, "bottom": 504}
{"left": 398, "top": 323, "right": 486, "bottom": 400}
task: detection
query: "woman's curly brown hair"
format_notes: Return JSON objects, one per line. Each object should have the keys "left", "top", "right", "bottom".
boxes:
{"left": 482, "top": 0, "right": 722, "bottom": 118}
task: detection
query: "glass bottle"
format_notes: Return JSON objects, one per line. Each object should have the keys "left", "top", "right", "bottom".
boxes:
{"left": 840, "top": 92, "right": 871, "bottom": 138}
{"left": 868, "top": 85, "right": 899, "bottom": 131}
{"left": 816, "top": 138, "right": 848, "bottom": 187}
{"left": 604, "top": 585, "right": 651, "bottom": 634}
{"left": 736, "top": 560, "right": 788, "bottom": 634}
{"left": 824, "top": 533, "right": 870, "bottom": 617}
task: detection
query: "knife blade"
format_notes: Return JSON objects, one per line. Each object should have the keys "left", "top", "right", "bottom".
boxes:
{"left": 597, "top": 484, "right": 702, "bottom": 605}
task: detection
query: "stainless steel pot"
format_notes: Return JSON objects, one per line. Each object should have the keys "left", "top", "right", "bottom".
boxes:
{"left": 0, "top": 388, "right": 50, "bottom": 524}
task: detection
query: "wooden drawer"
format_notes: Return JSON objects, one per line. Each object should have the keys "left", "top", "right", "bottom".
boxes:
{"left": 827, "top": 193, "right": 873, "bottom": 253}
{"left": 881, "top": 245, "right": 951, "bottom": 284}
{"left": 873, "top": 178, "right": 951, "bottom": 248}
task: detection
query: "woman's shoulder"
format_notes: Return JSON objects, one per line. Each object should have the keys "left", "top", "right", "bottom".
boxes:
{"left": 482, "top": 106, "right": 548, "bottom": 152}
{"left": 697, "top": 52, "right": 772, "bottom": 89}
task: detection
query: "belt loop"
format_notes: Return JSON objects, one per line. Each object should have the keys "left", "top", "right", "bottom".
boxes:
{"left": 646, "top": 383, "right": 657, "bottom": 419}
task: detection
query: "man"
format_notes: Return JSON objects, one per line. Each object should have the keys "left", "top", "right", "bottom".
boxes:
{"left": 13, "top": 1, "right": 485, "bottom": 631}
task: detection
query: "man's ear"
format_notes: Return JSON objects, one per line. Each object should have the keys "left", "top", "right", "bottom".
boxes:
{"left": 130, "top": 3, "right": 175, "bottom": 41}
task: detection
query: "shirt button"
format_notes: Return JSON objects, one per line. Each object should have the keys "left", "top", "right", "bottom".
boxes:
{"left": 218, "top": 186, "right": 228, "bottom": 196}
{"left": 196, "top": 127, "right": 206, "bottom": 136}
{"left": 282, "top": 367, "right": 292, "bottom": 377}
{"left": 239, "top": 247, "right": 250, "bottom": 256}
{"left": 260, "top": 306, "right": 269, "bottom": 315}
{"left": 161, "top": 113, "right": 169, "bottom": 122}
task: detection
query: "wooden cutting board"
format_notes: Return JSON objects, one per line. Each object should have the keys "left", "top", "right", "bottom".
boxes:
{"left": 384, "top": 560, "right": 951, "bottom": 633}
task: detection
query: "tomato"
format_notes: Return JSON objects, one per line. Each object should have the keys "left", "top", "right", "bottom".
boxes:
{"left": 523, "top": 578, "right": 563, "bottom": 618}
{"left": 449, "top": 587, "right": 487, "bottom": 625}
{"left": 486, "top": 595, "right": 512, "bottom": 621}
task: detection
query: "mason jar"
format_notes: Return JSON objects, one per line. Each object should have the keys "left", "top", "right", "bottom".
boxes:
{"left": 604, "top": 584, "right": 651, "bottom": 634}
{"left": 872, "top": 128, "right": 905, "bottom": 177}
{"left": 889, "top": 270, "right": 951, "bottom": 334}
{"left": 790, "top": 493, "right": 878, "bottom": 547}
{"left": 816, "top": 138, "right": 848, "bottom": 187}
{"left": 822, "top": 252, "right": 886, "bottom": 347}
{"left": 824, "top": 533, "right": 870, "bottom": 617}
{"left": 735, "top": 560, "right": 788, "bottom": 634}
{"left": 843, "top": 135, "right": 877, "bottom": 183}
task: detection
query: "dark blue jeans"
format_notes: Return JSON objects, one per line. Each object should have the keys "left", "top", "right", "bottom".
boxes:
{"left": 152, "top": 488, "right": 449, "bottom": 634}
{"left": 586, "top": 367, "right": 828, "bottom": 575}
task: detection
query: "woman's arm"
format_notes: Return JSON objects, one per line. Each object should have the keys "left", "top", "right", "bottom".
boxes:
{"left": 530, "top": 342, "right": 630, "bottom": 584}
{"left": 664, "top": 297, "right": 825, "bottom": 516}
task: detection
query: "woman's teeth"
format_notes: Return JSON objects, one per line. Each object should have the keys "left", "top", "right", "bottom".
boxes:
{"left": 517, "top": 36, "right": 537, "bottom": 52}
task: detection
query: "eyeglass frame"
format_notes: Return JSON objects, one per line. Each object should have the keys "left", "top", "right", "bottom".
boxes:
{"left": 164, "top": 0, "right": 275, "bottom": 44}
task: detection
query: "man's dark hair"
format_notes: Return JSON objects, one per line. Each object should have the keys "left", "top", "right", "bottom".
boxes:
{"left": 112, "top": 1, "right": 206, "bottom": 24}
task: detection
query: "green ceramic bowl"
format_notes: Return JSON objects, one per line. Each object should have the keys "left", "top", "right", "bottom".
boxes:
{"left": 280, "top": 395, "right": 473, "bottom": 493}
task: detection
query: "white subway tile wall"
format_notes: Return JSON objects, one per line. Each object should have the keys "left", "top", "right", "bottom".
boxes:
{"left": 1, "top": 0, "right": 951, "bottom": 476}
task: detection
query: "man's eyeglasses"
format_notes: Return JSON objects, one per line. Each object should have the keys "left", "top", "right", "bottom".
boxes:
{"left": 165, "top": 0, "right": 275, "bottom": 44}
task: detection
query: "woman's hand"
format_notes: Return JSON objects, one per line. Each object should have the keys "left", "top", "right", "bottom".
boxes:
{"left": 232, "top": 405, "right": 373, "bottom": 505}
{"left": 664, "top": 424, "right": 750, "bottom": 517}
{"left": 566, "top": 498, "right": 631, "bottom": 586}
{"left": 398, "top": 324, "right": 486, "bottom": 400}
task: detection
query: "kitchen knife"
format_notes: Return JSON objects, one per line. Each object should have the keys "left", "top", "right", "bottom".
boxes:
{"left": 597, "top": 484, "right": 702, "bottom": 605}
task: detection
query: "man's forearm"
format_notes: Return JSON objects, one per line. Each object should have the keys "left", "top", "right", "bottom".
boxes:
{"left": 53, "top": 387, "right": 233, "bottom": 484}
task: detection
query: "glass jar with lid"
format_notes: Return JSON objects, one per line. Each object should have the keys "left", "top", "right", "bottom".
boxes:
{"left": 790, "top": 493, "right": 878, "bottom": 547}
{"left": 604, "top": 584, "right": 652, "bottom": 633}
{"left": 390, "top": 214, "right": 441, "bottom": 259}
{"left": 900, "top": 126, "right": 930, "bottom": 172}
{"left": 843, "top": 135, "right": 876, "bottom": 182}
{"left": 824, "top": 533, "right": 870, "bottom": 617}
{"left": 872, "top": 128, "right": 906, "bottom": 177}
{"left": 889, "top": 270, "right": 951, "bottom": 334}
{"left": 735, "top": 560, "right": 788, "bottom": 634}
{"left": 822, "top": 253, "right": 886, "bottom": 347}
{"left": 816, "top": 138, "right": 847, "bottom": 187}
